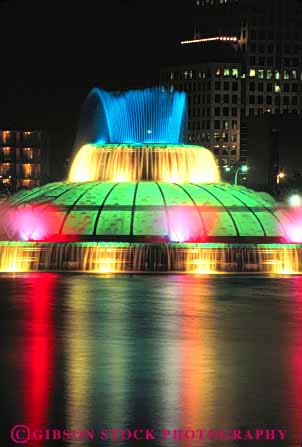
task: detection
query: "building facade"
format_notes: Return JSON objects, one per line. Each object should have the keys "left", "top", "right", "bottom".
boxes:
{"left": 0, "top": 129, "right": 50, "bottom": 193}
{"left": 161, "top": 60, "right": 241, "bottom": 167}
{"left": 160, "top": 0, "right": 302, "bottom": 174}
{"left": 196, "top": 0, "right": 239, "bottom": 6}
{"left": 240, "top": 1, "right": 302, "bottom": 117}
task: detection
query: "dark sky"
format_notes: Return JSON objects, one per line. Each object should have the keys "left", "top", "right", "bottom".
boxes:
{"left": 0, "top": 0, "right": 193, "bottom": 154}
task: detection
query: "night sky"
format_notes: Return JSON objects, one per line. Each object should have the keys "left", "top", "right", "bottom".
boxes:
{"left": 0, "top": 0, "right": 193, "bottom": 159}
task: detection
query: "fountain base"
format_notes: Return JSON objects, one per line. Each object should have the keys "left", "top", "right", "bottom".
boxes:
{"left": 1, "top": 242, "right": 301, "bottom": 274}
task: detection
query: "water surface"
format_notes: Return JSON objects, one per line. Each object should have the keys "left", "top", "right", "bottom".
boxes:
{"left": 0, "top": 274, "right": 301, "bottom": 447}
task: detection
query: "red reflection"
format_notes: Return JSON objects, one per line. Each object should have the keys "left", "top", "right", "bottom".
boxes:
{"left": 22, "top": 274, "right": 56, "bottom": 445}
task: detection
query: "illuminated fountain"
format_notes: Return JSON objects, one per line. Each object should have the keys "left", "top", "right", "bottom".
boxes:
{"left": 0, "top": 87, "right": 301, "bottom": 273}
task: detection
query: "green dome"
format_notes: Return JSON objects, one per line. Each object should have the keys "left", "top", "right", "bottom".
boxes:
{"left": 7, "top": 181, "right": 287, "bottom": 242}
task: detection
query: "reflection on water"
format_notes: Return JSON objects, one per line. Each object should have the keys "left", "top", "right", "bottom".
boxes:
{"left": 22, "top": 274, "right": 55, "bottom": 437}
{"left": 0, "top": 274, "right": 301, "bottom": 447}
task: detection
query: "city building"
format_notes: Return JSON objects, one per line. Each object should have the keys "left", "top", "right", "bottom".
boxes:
{"left": 160, "top": 42, "right": 242, "bottom": 168}
{"left": 160, "top": 0, "right": 302, "bottom": 182}
{"left": 0, "top": 129, "right": 50, "bottom": 193}
{"left": 196, "top": 0, "right": 239, "bottom": 5}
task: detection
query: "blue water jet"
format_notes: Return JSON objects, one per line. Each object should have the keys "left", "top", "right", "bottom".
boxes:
{"left": 74, "top": 87, "right": 187, "bottom": 148}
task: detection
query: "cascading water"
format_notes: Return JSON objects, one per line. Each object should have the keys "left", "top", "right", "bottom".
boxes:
{"left": 68, "top": 144, "right": 220, "bottom": 183}
{"left": 0, "top": 87, "right": 301, "bottom": 273}
{"left": 0, "top": 243, "right": 41, "bottom": 272}
{"left": 0, "top": 242, "right": 301, "bottom": 274}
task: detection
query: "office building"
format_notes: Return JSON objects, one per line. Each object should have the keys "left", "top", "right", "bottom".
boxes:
{"left": 160, "top": 0, "right": 302, "bottom": 175}
{"left": 0, "top": 129, "right": 50, "bottom": 192}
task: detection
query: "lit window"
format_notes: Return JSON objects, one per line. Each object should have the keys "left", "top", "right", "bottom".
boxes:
{"left": 284, "top": 70, "right": 290, "bottom": 80}
{"left": 184, "top": 70, "right": 193, "bottom": 80}
{"left": 258, "top": 69, "right": 264, "bottom": 79}
{"left": 216, "top": 67, "right": 221, "bottom": 77}
{"left": 232, "top": 68, "right": 239, "bottom": 78}
{"left": 266, "top": 69, "right": 272, "bottom": 80}
{"left": 275, "top": 84, "right": 281, "bottom": 93}
{"left": 292, "top": 70, "right": 297, "bottom": 80}
{"left": 224, "top": 68, "right": 230, "bottom": 77}
{"left": 222, "top": 132, "right": 228, "bottom": 142}
{"left": 249, "top": 69, "right": 256, "bottom": 77}
{"left": 0, "top": 162, "right": 12, "bottom": 176}
{"left": 22, "top": 163, "right": 33, "bottom": 178}
{"left": 1, "top": 130, "right": 11, "bottom": 145}
{"left": 214, "top": 132, "right": 220, "bottom": 142}
{"left": 275, "top": 70, "right": 280, "bottom": 80}
{"left": 2, "top": 147, "right": 11, "bottom": 161}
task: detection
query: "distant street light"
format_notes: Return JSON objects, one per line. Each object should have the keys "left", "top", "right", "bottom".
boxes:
{"left": 276, "top": 172, "right": 285, "bottom": 185}
{"left": 223, "top": 164, "right": 249, "bottom": 185}
{"left": 234, "top": 165, "right": 249, "bottom": 185}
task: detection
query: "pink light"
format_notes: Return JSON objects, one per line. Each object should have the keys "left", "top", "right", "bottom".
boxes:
{"left": 286, "top": 224, "right": 302, "bottom": 243}
{"left": 283, "top": 209, "right": 302, "bottom": 243}
{"left": 168, "top": 206, "right": 205, "bottom": 243}
{"left": 5, "top": 204, "right": 65, "bottom": 242}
